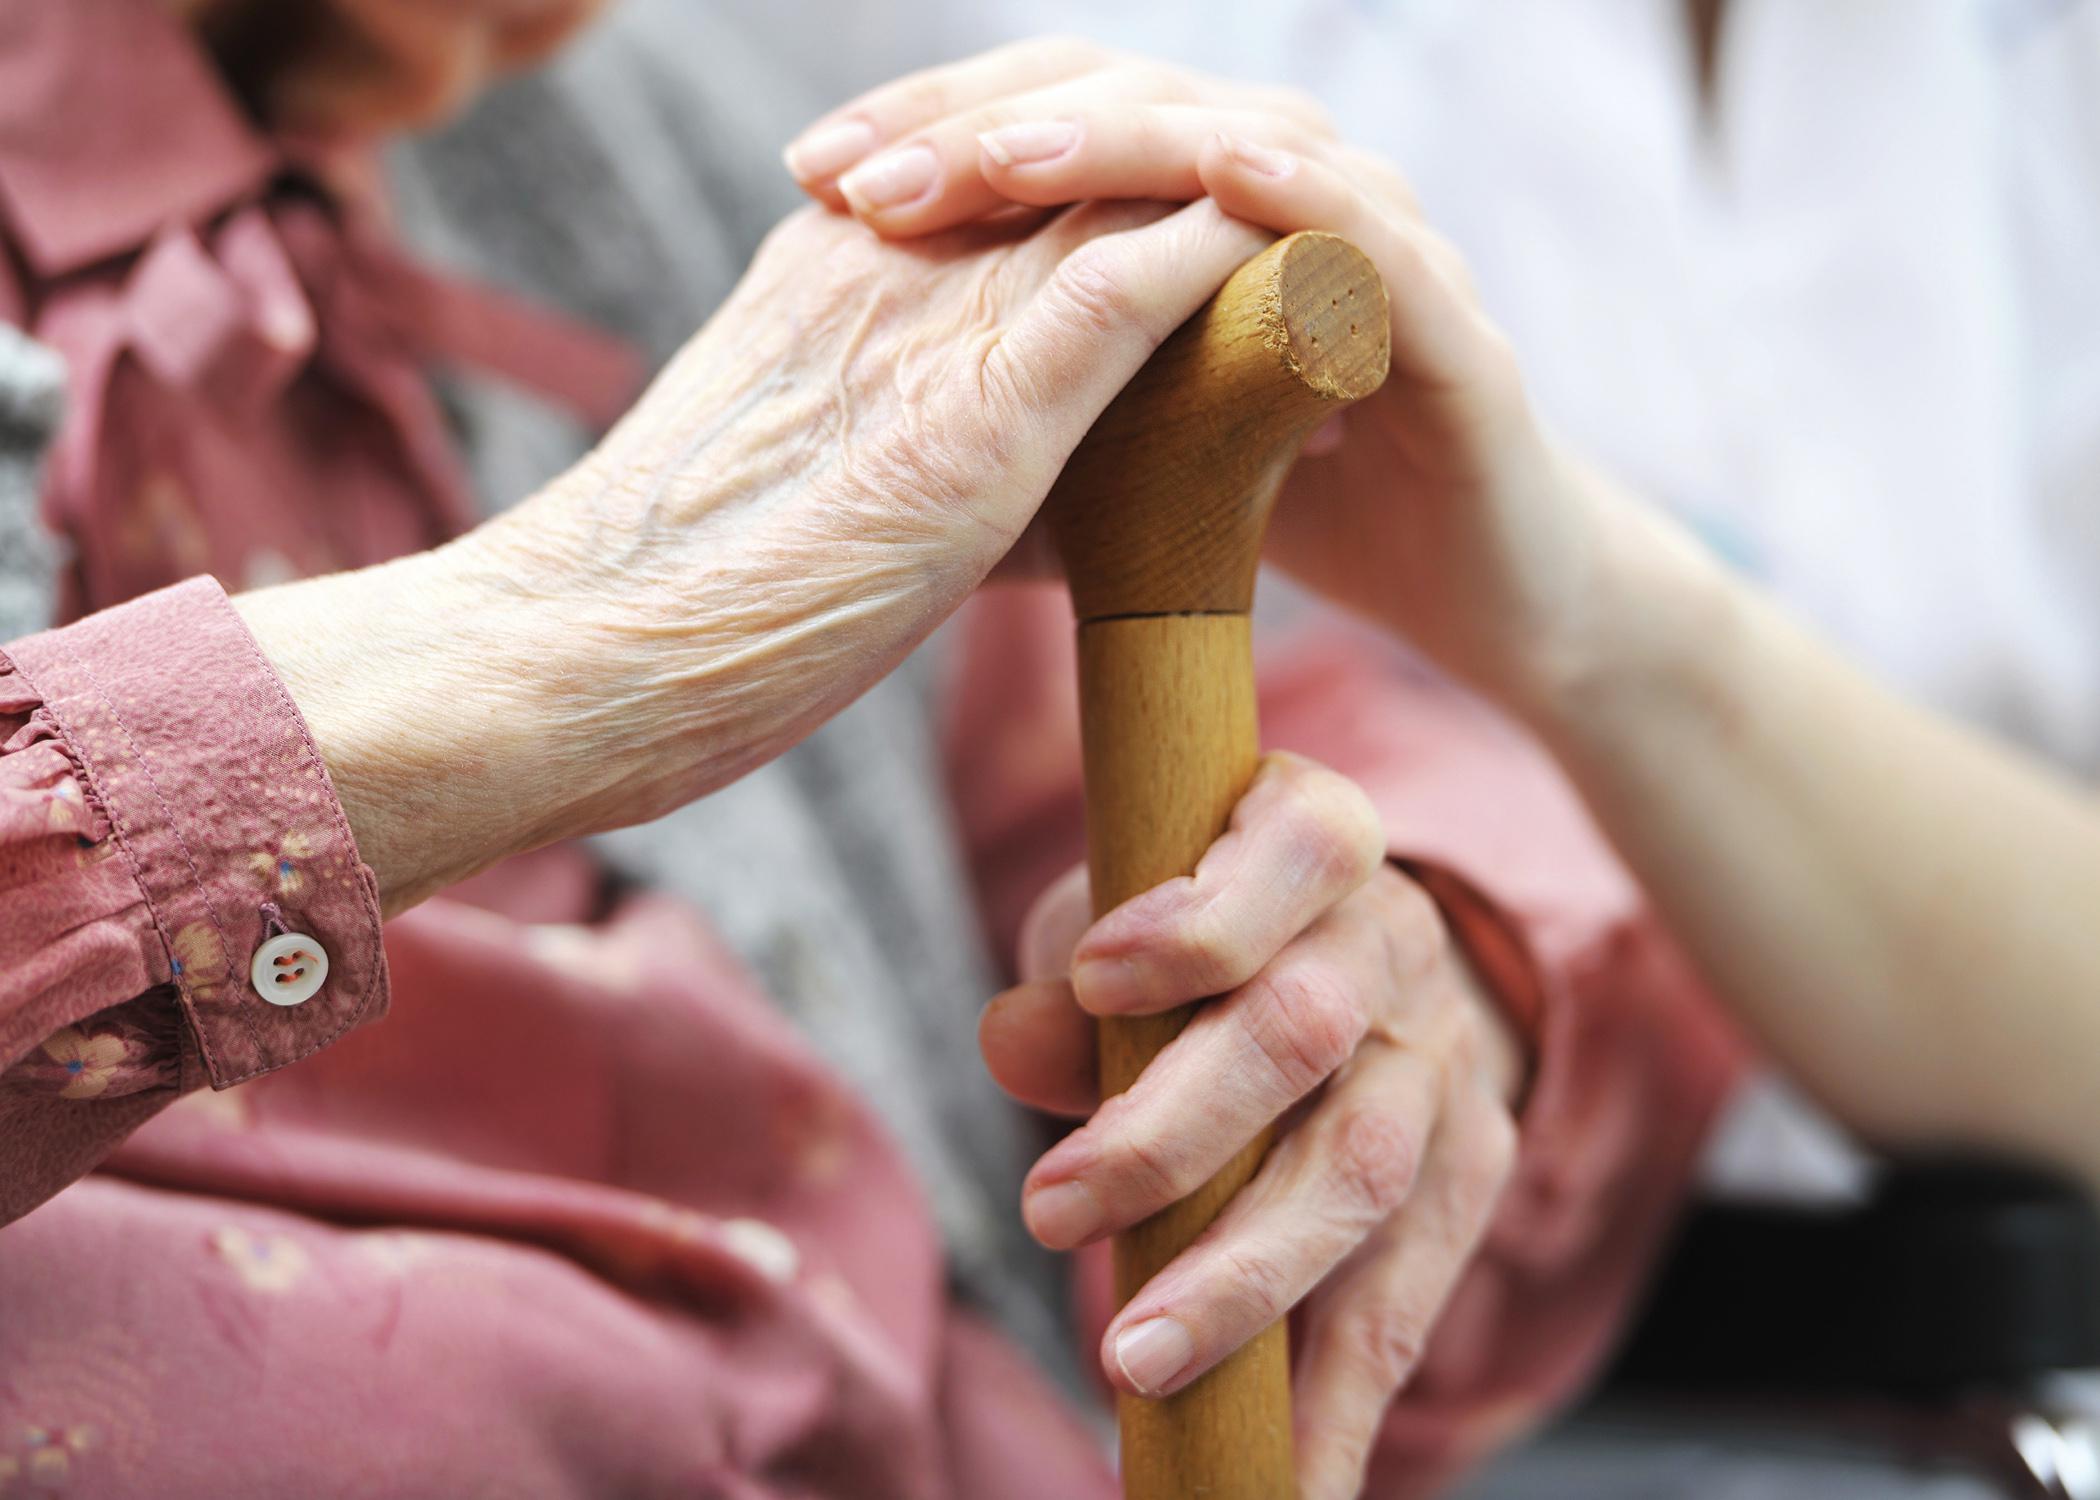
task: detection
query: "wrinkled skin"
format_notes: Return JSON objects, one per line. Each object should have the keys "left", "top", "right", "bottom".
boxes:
{"left": 250, "top": 198, "right": 1277, "bottom": 911}
{"left": 473, "top": 199, "right": 1275, "bottom": 833}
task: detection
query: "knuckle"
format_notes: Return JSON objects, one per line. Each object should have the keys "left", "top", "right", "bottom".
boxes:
{"left": 1374, "top": 875, "right": 1445, "bottom": 985}
{"left": 1303, "top": 1438, "right": 1378, "bottom": 1500}
{"left": 1212, "top": 1242, "right": 1298, "bottom": 1328}
{"left": 886, "top": 73, "right": 958, "bottom": 126}
{"left": 1387, "top": 871, "right": 1442, "bottom": 932}
{"left": 1464, "top": 1107, "right": 1521, "bottom": 1198}
{"left": 1322, "top": 795, "right": 1387, "bottom": 887}
{"left": 1123, "top": 105, "right": 1183, "bottom": 168}
{"left": 1329, "top": 1103, "right": 1423, "bottom": 1221}
{"left": 1044, "top": 242, "right": 1144, "bottom": 341}
{"left": 1171, "top": 901, "right": 1259, "bottom": 992}
{"left": 1115, "top": 1125, "right": 1200, "bottom": 1207}
{"left": 1268, "top": 760, "right": 1382, "bottom": 890}
{"left": 1117, "top": 59, "right": 1199, "bottom": 104}
{"left": 1344, "top": 1296, "right": 1430, "bottom": 1391}
{"left": 754, "top": 203, "right": 829, "bottom": 263}
{"left": 1050, "top": 197, "right": 1172, "bottom": 247}
{"left": 1247, "top": 965, "right": 1365, "bottom": 1098}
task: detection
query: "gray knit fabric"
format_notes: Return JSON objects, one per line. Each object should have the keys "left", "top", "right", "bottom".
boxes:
{"left": 0, "top": 325, "right": 63, "bottom": 644}
{"left": 385, "top": 0, "right": 1075, "bottom": 1385}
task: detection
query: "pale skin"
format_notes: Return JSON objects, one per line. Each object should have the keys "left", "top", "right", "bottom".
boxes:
{"left": 787, "top": 33, "right": 2100, "bottom": 1495}
{"left": 982, "top": 762, "right": 1523, "bottom": 1476}
{"left": 236, "top": 195, "right": 1304, "bottom": 911}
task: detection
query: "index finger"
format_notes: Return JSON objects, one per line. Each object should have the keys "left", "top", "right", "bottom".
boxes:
{"left": 1070, "top": 751, "right": 1386, "bottom": 1017}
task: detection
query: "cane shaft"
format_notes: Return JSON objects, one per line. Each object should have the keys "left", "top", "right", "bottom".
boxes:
{"left": 1050, "top": 231, "right": 1390, "bottom": 1499}
{"left": 1077, "top": 614, "right": 1294, "bottom": 1499}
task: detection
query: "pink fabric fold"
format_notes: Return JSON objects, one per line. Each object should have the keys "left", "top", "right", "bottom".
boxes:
{"left": 0, "top": 0, "right": 273, "bottom": 278}
{"left": 0, "top": 0, "right": 643, "bottom": 616}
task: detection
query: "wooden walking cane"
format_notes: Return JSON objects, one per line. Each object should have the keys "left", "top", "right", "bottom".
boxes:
{"left": 1044, "top": 232, "right": 1391, "bottom": 1498}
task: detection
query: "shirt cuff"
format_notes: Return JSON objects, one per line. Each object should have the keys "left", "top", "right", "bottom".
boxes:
{"left": 5, "top": 575, "right": 387, "bottom": 1087}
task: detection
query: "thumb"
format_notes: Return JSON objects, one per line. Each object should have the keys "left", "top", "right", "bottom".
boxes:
{"left": 984, "top": 199, "right": 1270, "bottom": 473}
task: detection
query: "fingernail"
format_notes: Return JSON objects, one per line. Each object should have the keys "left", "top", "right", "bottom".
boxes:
{"left": 1071, "top": 957, "right": 1144, "bottom": 1013}
{"left": 783, "top": 118, "right": 877, "bottom": 179}
{"left": 839, "top": 144, "right": 938, "bottom": 213}
{"left": 1217, "top": 132, "right": 1294, "bottom": 178}
{"left": 978, "top": 120, "right": 1080, "bottom": 167}
{"left": 1024, "top": 1179, "right": 1102, "bottom": 1248}
{"left": 1114, "top": 1316, "right": 1196, "bottom": 1396}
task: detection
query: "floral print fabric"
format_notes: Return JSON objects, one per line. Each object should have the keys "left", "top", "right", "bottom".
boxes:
{"left": 0, "top": 579, "right": 387, "bottom": 1224}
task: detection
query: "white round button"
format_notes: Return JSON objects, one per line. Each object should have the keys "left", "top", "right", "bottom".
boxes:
{"left": 250, "top": 932, "right": 329, "bottom": 1006}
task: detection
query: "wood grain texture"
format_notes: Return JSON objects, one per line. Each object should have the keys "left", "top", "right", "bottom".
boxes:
{"left": 1048, "top": 231, "right": 1389, "bottom": 623}
{"left": 1078, "top": 616, "right": 1293, "bottom": 1500}
{"left": 1048, "top": 234, "right": 1391, "bottom": 1499}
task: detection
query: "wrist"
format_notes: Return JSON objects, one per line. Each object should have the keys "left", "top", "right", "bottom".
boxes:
{"left": 1451, "top": 938, "right": 1529, "bottom": 1109}
{"left": 235, "top": 544, "right": 597, "bottom": 914}
{"left": 1503, "top": 457, "right": 1747, "bottom": 764}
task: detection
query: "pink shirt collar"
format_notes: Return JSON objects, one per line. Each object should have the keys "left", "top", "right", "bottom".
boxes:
{"left": 0, "top": 0, "right": 278, "bottom": 279}
{"left": 0, "top": 0, "right": 642, "bottom": 432}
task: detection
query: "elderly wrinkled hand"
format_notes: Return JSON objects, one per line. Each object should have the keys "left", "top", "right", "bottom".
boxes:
{"left": 981, "top": 753, "right": 1525, "bottom": 1500}
{"left": 245, "top": 196, "right": 1270, "bottom": 911}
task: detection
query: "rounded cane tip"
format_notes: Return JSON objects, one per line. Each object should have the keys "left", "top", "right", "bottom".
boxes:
{"left": 1048, "top": 231, "right": 1394, "bottom": 620}
{"left": 1268, "top": 232, "right": 1392, "bottom": 404}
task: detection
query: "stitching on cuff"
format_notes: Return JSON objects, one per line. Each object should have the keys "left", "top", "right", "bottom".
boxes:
{"left": 4, "top": 591, "right": 387, "bottom": 1089}
{"left": 5, "top": 662, "right": 229, "bottom": 1080}
{"left": 61, "top": 632, "right": 263, "bottom": 1066}
{"left": 218, "top": 586, "right": 386, "bottom": 1080}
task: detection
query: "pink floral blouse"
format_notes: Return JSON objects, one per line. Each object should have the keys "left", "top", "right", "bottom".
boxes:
{"left": 0, "top": 2, "right": 1748, "bottom": 1496}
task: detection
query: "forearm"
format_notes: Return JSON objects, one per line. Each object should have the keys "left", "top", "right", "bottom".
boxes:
{"left": 233, "top": 537, "right": 624, "bottom": 916}
{"left": 1529, "top": 468, "right": 2100, "bottom": 1187}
